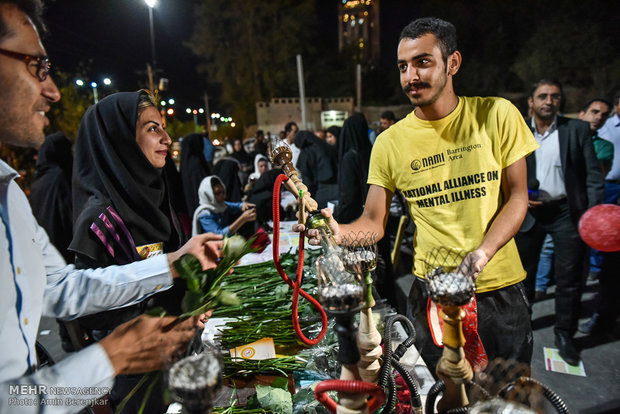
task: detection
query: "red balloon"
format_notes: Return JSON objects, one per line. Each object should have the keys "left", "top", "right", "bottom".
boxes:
{"left": 578, "top": 204, "right": 620, "bottom": 252}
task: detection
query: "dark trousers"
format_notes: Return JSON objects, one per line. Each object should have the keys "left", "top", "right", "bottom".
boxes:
{"left": 407, "top": 277, "right": 533, "bottom": 376}
{"left": 594, "top": 250, "right": 620, "bottom": 324}
{"left": 515, "top": 202, "right": 589, "bottom": 336}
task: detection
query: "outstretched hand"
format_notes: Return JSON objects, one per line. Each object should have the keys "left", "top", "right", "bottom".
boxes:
{"left": 456, "top": 248, "right": 490, "bottom": 279}
{"left": 167, "top": 233, "right": 223, "bottom": 278}
{"left": 292, "top": 208, "right": 341, "bottom": 246}
{"left": 100, "top": 314, "right": 201, "bottom": 375}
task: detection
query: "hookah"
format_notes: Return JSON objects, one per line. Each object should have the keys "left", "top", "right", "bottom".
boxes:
{"left": 313, "top": 253, "right": 385, "bottom": 413}
{"left": 422, "top": 248, "right": 570, "bottom": 414}
{"left": 269, "top": 135, "right": 328, "bottom": 346}
{"left": 167, "top": 347, "right": 223, "bottom": 414}
{"left": 341, "top": 233, "right": 383, "bottom": 383}
{"left": 424, "top": 264, "right": 476, "bottom": 412}
{"left": 269, "top": 135, "right": 387, "bottom": 412}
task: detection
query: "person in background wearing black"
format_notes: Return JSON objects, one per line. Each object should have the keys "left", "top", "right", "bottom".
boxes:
{"left": 30, "top": 131, "right": 73, "bottom": 262}
{"left": 515, "top": 79, "right": 604, "bottom": 366}
{"left": 253, "top": 129, "right": 268, "bottom": 156}
{"left": 294, "top": 130, "right": 338, "bottom": 209}
{"left": 181, "top": 132, "right": 213, "bottom": 216}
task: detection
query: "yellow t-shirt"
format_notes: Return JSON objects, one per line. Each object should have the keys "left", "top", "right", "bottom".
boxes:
{"left": 368, "top": 96, "right": 538, "bottom": 293}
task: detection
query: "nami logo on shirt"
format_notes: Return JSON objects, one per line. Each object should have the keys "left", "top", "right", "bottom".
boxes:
{"left": 410, "top": 152, "right": 446, "bottom": 173}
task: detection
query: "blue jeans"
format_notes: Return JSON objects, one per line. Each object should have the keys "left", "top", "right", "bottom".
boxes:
{"left": 589, "top": 181, "right": 620, "bottom": 274}
{"left": 535, "top": 234, "right": 554, "bottom": 292}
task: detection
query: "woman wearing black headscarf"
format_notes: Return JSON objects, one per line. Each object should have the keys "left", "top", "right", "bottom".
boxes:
{"left": 333, "top": 113, "right": 372, "bottom": 224}
{"left": 214, "top": 157, "right": 244, "bottom": 202}
{"left": 230, "top": 137, "right": 253, "bottom": 184}
{"left": 70, "top": 90, "right": 189, "bottom": 413}
{"left": 180, "top": 133, "right": 212, "bottom": 216}
{"left": 30, "top": 131, "right": 74, "bottom": 263}
{"left": 294, "top": 130, "right": 338, "bottom": 209}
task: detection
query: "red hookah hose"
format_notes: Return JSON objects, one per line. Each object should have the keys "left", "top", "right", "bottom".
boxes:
{"left": 315, "top": 379, "right": 386, "bottom": 413}
{"left": 272, "top": 174, "right": 328, "bottom": 346}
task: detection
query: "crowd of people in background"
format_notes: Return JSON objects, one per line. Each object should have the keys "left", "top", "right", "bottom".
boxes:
{"left": 1, "top": 1, "right": 618, "bottom": 412}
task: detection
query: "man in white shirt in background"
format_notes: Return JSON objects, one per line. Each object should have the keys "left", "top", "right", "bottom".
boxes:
{"left": 598, "top": 91, "right": 620, "bottom": 204}
{"left": 0, "top": 1, "right": 223, "bottom": 412}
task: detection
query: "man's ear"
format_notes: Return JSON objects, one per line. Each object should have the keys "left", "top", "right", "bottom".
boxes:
{"left": 447, "top": 51, "right": 462, "bottom": 76}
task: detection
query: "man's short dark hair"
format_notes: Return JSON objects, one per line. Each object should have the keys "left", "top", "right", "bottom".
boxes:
{"left": 530, "top": 79, "right": 563, "bottom": 99}
{"left": 380, "top": 111, "right": 396, "bottom": 122}
{"left": 284, "top": 122, "right": 297, "bottom": 134}
{"left": 581, "top": 98, "right": 611, "bottom": 113}
{"left": 399, "top": 17, "right": 457, "bottom": 62}
{"left": 0, "top": 0, "right": 46, "bottom": 42}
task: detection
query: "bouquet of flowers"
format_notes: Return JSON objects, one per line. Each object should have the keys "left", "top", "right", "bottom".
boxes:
{"left": 151, "top": 230, "right": 271, "bottom": 319}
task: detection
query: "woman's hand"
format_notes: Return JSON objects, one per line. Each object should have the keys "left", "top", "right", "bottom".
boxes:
{"left": 242, "top": 202, "right": 256, "bottom": 211}
{"left": 240, "top": 207, "right": 257, "bottom": 223}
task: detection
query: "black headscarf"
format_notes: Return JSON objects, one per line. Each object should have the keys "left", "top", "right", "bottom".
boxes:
{"left": 338, "top": 113, "right": 372, "bottom": 168}
{"left": 30, "top": 131, "right": 74, "bottom": 263}
{"left": 293, "top": 130, "right": 338, "bottom": 208}
{"left": 334, "top": 113, "right": 372, "bottom": 223}
{"left": 230, "top": 138, "right": 253, "bottom": 166}
{"left": 181, "top": 133, "right": 212, "bottom": 216}
{"left": 70, "top": 91, "right": 178, "bottom": 266}
{"left": 214, "top": 158, "right": 244, "bottom": 202}
{"left": 326, "top": 125, "right": 342, "bottom": 144}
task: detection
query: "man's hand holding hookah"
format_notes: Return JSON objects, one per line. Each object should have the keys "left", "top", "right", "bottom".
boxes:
{"left": 293, "top": 207, "right": 341, "bottom": 244}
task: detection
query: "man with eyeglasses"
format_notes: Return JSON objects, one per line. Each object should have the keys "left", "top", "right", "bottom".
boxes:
{"left": 515, "top": 79, "right": 604, "bottom": 366}
{"left": 0, "top": 1, "right": 224, "bottom": 412}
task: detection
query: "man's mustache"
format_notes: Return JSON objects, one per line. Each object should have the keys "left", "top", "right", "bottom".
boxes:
{"left": 404, "top": 82, "right": 431, "bottom": 93}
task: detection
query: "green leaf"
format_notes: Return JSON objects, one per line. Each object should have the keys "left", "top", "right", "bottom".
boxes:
{"left": 255, "top": 384, "right": 292, "bottom": 414}
{"left": 274, "top": 284, "right": 289, "bottom": 300}
{"left": 217, "top": 290, "right": 241, "bottom": 306}
{"left": 271, "top": 377, "right": 289, "bottom": 391}
{"left": 181, "top": 290, "right": 205, "bottom": 314}
{"left": 174, "top": 254, "right": 204, "bottom": 292}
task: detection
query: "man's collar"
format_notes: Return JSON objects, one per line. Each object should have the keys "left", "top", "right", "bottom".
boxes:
{"left": 530, "top": 115, "right": 558, "bottom": 134}
{"left": 0, "top": 159, "right": 19, "bottom": 182}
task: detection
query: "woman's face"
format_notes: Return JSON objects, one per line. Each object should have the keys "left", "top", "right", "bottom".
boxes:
{"left": 233, "top": 140, "right": 243, "bottom": 152}
{"left": 136, "top": 106, "right": 172, "bottom": 168}
{"left": 326, "top": 132, "right": 336, "bottom": 145}
{"left": 257, "top": 160, "right": 268, "bottom": 175}
{"left": 213, "top": 184, "right": 226, "bottom": 204}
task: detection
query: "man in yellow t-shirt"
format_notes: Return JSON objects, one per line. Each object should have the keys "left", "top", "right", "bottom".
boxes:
{"left": 298, "top": 17, "right": 538, "bottom": 372}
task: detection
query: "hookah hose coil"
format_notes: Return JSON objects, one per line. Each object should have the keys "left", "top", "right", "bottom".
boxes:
{"left": 315, "top": 380, "right": 386, "bottom": 414}
{"left": 378, "top": 314, "right": 422, "bottom": 413}
{"left": 272, "top": 173, "right": 328, "bottom": 346}
{"left": 425, "top": 377, "right": 569, "bottom": 413}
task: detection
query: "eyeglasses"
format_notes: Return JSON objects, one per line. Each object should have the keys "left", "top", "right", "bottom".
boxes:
{"left": 0, "top": 48, "right": 51, "bottom": 82}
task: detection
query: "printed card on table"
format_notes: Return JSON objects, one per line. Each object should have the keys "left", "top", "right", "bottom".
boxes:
{"left": 229, "top": 337, "right": 276, "bottom": 360}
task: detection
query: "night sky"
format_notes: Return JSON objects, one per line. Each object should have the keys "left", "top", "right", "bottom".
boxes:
{"left": 43, "top": 0, "right": 205, "bottom": 110}
{"left": 40, "top": 0, "right": 409, "bottom": 117}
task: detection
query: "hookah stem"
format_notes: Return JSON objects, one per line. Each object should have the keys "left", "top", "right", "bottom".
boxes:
{"left": 272, "top": 174, "right": 327, "bottom": 346}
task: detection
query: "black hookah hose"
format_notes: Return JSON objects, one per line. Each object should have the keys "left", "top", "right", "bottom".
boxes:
{"left": 499, "top": 377, "right": 570, "bottom": 414}
{"left": 378, "top": 314, "right": 422, "bottom": 412}
{"left": 426, "top": 376, "right": 569, "bottom": 414}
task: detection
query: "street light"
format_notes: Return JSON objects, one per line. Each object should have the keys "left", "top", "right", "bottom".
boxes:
{"left": 186, "top": 107, "right": 205, "bottom": 131}
{"left": 144, "top": 0, "right": 157, "bottom": 73}
{"left": 76, "top": 77, "right": 111, "bottom": 104}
